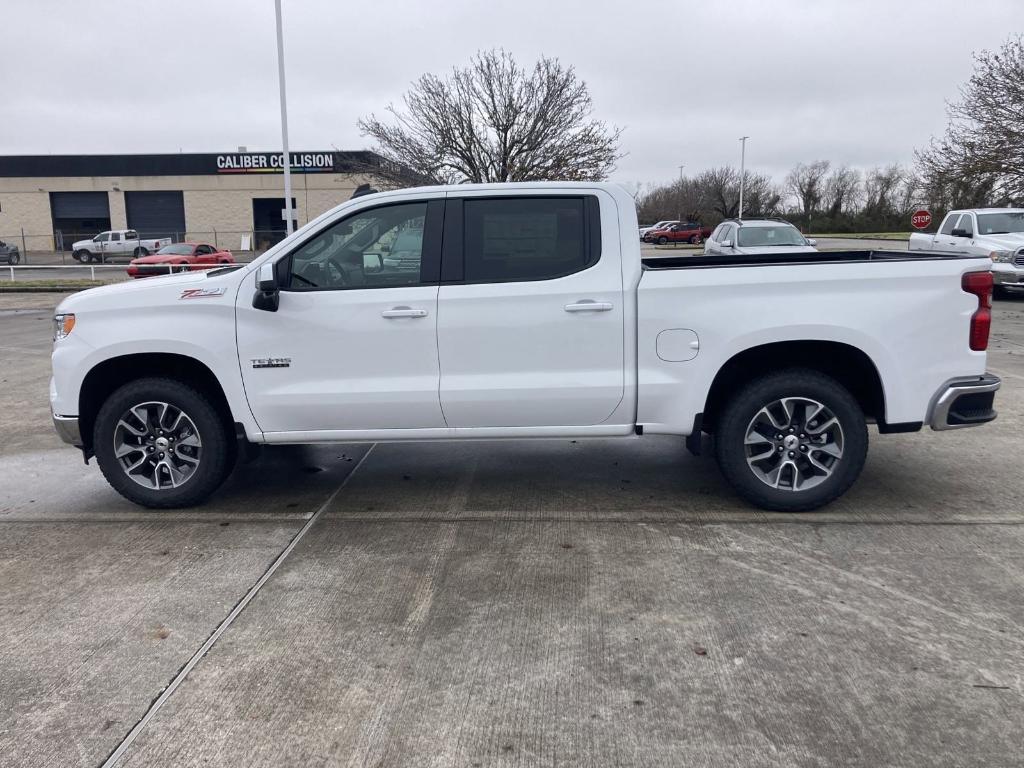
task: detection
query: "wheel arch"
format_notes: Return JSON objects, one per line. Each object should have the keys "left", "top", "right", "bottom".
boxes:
{"left": 701, "top": 340, "right": 886, "bottom": 433}
{"left": 79, "top": 353, "right": 235, "bottom": 452}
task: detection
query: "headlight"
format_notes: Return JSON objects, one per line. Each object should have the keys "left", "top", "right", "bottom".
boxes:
{"left": 990, "top": 250, "right": 1013, "bottom": 263}
{"left": 53, "top": 313, "right": 75, "bottom": 341}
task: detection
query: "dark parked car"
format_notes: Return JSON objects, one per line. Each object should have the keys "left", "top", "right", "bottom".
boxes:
{"left": 0, "top": 240, "right": 21, "bottom": 265}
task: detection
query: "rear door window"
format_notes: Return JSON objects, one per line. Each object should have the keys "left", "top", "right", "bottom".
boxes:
{"left": 460, "top": 197, "right": 599, "bottom": 283}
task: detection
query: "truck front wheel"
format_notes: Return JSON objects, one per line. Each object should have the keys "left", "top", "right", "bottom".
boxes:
{"left": 713, "top": 369, "right": 868, "bottom": 512}
{"left": 93, "top": 377, "right": 232, "bottom": 508}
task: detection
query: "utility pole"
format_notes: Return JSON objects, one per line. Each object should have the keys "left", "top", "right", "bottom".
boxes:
{"left": 741, "top": 135, "right": 749, "bottom": 218}
{"left": 678, "top": 164, "right": 685, "bottom": 182}
{"left": 274, "top": 0, "right": 294, "bottom": 235}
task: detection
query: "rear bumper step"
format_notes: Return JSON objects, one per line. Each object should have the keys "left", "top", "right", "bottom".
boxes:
{"left": 928, "top": 373, "right": 1000, "bottom": 430}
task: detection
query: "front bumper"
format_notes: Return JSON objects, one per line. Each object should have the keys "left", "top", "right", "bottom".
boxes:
{"left": 928, "top": 373, "right": 1000, "bottom": 430}
{"left": 52, "top": 413, "right": 83, "bottom": 446}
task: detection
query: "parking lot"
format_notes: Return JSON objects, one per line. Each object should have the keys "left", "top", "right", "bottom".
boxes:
{"left": 2, "top": 288, "right": 1023, "bottom": 767}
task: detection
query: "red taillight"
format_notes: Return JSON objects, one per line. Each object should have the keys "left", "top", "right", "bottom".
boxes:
{"left": 962, "top": 271, "right": 993, "bottom": 351}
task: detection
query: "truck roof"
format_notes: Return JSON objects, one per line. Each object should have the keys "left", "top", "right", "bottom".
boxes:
{"left": 950, "top": 208, "right": 1024, "bottom": 215}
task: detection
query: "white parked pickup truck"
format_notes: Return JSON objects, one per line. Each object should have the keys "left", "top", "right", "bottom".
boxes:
{"left": 71, "top": 229, "right": 172, "bottom": 263}
{"left": 50, "top": 183, "right": 1000, "bottom": 512}
{"left": 908, "top": 208, "right": 1024, "bottom": 295}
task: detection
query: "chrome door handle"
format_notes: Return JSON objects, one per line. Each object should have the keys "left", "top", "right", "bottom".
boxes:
{"left": 381, "top": 307, "right": 428, "bottom": 318}
{"left": 564, "top": 301, "right": 613, "bottom": 312}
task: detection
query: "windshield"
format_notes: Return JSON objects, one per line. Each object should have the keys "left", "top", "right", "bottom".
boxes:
{"left": 156, "top": 244, "right": 194, "bottom": 255}
{"left": 737, "top": 225, "right": 807, "bottom": 247}
{"left": 976, "top": 212, "right": 1024, "bottom": 235}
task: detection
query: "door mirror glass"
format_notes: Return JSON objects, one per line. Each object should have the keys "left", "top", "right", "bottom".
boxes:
{"left": 257, "top": 262, "right": 277, "bottom": 291}
{"left": 363, "top": 253, "right": 383, "bottom": 273}
{"left": 721, "top": 239, "right": 733, "bottom": 248}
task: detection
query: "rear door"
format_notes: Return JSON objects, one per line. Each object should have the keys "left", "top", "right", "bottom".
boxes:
{"left": 436, "top": 192, "right": 624, "bottom": 428}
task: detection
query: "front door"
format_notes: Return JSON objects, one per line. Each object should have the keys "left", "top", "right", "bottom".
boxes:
{"left": 237, "top": 198, "right": 446, "bottom": 435}
{"left": 437, "top": 193, "right": 625, "bottom": 428}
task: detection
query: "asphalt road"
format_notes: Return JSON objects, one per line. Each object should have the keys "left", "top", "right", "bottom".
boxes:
{"left": 1, "top": 290, "right": 1023, "bottom": 767}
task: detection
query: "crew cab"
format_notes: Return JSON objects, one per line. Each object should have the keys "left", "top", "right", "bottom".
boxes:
{"left": 705, "top": 218, "right": 818, "bottom": 256}
{"left": 72, "top": 230, "right": 172, "bottom": 263}
{"left": 50, "top": 183, "right": 999, "bottom": 512}
{"left": 909, "top": 208, "right": 1024, "bottom": 295}
{"left": 644, "top": 221, "right": 712, "bottom": 245}
{"left": 127, "top": 243, "right": 235, "bottom": 278}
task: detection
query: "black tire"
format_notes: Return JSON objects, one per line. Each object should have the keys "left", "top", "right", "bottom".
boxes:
{"left": 713, "top": 368, "right": 868, "bottom": 512}
{"left": 134, "top": 247, "right": 149, "bottom": 257}
{"left": 993, "top": 285, "right": 1010, "bottom": 300}
{"left": 657, "top": 236, "right": 668, "bottom": 245}
{"left": 689, "top": 235, "right": 703, "bottom": 245}
{"left": 74, "top": 250, "right": 90, "bottom": 263}
{"left": 7, "top": 252, "right": 19, "bottom": 265}
{"left": 93, "top": 377, "right": 232, "bottom": 508}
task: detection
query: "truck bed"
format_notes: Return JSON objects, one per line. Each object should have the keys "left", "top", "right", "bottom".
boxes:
{"left": 641, "top": 249, "right": 977, "bottom": 271}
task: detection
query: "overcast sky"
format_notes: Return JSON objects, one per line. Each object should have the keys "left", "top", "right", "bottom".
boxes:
{"left": 2, "top": 0, "right": 1017, "bottom": 189}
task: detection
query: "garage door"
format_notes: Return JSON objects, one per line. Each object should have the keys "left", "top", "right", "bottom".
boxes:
{"left": 50, "top": 191, "right": 110, "bottom": 219}
{"left": 125, "top": 191, "right": 186, "bottom": 240}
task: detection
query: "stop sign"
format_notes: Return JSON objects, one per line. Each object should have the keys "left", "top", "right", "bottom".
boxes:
{"left": 911, "top": 209, "right": 932, "bottom": 230}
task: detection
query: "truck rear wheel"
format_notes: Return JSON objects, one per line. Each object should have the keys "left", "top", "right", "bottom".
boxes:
{"left": 93, "top": 377, "right": 231, "bottom": 508}
{"left": 713, "top": 369, "right": 868, "bottom": 512}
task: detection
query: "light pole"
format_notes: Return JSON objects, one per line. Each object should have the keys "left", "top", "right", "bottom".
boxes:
{"left": 741, "top": 135, "right": 749, "bottom": 218}
{"left": 274, "top": 0, "right": 294, "bottom": 235}
{"left": 677, "top": 165, "right": 686, "bottom": 220}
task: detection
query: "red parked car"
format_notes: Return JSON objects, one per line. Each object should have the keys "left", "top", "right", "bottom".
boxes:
{"left": 644, "top": 221, "right": 713, "bottom": 245}
{"left": 127, "top": 243, "right": 235, "bottom": 278}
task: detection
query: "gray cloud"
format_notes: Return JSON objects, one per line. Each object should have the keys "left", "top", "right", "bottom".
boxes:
{"left": 2, "top": 0, "right": 1016, "bottom": 188}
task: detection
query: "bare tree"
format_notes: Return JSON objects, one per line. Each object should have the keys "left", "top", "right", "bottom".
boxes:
{"left": 916, "top": 34, "right": 1024, "bottom": 206}
{"left": 358, "top": 50, "right": 623, "bottom": 185}
{"left": 822, "top": 165, "right": 861, "bottom": 219}
{"left": 785, "top": 161, "right": 830, "bottom": 224}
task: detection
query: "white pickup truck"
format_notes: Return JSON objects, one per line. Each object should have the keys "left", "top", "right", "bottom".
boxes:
{"left": 71, "top": 229, "right": 172, "bottom": 263}
{"left": 909, "top": 208, "right": 1024, "bottom": 295}
{"left": 50, "top": 183, "right": 1000, "bottom": 512}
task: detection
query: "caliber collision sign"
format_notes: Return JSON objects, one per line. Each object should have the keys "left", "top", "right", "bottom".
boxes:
{"left": 911, "top": 209, "right": 932, "bottom": 230}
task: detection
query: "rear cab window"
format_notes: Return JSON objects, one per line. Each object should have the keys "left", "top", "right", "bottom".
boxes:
{"left": 454, "top": 196, "right": 601, "bottom": 283}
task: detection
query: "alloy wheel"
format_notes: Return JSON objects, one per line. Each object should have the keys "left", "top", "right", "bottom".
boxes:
{"left": 744, "top": 396, "right": 844, "bottom": 491}
{"left": 113, "top": 401, "right": 202, "bottom": 490}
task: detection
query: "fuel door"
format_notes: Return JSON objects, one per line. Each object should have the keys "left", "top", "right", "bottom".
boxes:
{"left": 656, "top": 328, "right": 699, "bottom": 362}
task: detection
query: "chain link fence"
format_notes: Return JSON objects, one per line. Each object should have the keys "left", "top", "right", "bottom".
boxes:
{"left": 0, "top": 229, "right": 298, "bottom": 265}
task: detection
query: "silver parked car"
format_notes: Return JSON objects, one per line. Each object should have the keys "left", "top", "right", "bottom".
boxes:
{"left": 0, "top": 240, "right": 20, "bottom": 265}
{"left": 705, "top": 219, "right": 818, "bottom": 256}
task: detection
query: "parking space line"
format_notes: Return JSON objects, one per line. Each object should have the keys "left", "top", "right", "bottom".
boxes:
{"left": 99, "top": 443, "right": 376, "bottom": 768}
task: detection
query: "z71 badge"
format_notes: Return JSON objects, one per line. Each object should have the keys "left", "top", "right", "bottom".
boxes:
{"left": 179, "top": 287, "right": 226, "bottom": 299}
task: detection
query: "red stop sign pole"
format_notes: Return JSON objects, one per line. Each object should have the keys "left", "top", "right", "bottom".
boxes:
{"left": 911, "top": 209, "right": 932, "bottom": 230}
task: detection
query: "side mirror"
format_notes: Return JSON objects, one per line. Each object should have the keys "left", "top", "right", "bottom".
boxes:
{"left": 363, "top": 253, "right": 383, "bottom": 273}
{"left": 253, "top": 262, "right": 280, "bottom": 312}
{"left": 951, "top": 228, "right": 968, "bottom": 238}
{"left": 806, "top": 238, "right": 817, "bottom": 246}
{"left": 721, "top": 239, "right": 733, "bottom": 249}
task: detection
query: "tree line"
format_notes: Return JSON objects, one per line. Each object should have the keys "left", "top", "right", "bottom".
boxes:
{"left": 637, "top": 162, "right": 920, "bottom": 233}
